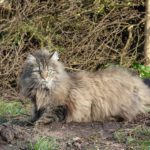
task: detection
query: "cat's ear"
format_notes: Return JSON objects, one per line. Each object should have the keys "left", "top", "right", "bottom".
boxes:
{"left": 50, "top": 51, "right": 59, "bottom": 61}
{"left": 26, "top": 54, "right": 36, "bottom": 62}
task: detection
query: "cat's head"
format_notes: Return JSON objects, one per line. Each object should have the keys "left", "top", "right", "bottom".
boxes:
{"left": 24, "top": 49, "right": 65, "bottom": 87}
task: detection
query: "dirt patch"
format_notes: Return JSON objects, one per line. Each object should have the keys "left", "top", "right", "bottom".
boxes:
{"left": 35, "top": 122, "right": 121, "bottom": 137}
{"left": 0, "top": 124, "right": 32, "bottom": 150}
{"left": 0, "top": 121, "right": 127, "bottom": 150}
{"left": 34, "top": 122, "right": 124, "bottom": 150}
{"left": 0, "top": 113, "right": 150, "bottom": 150}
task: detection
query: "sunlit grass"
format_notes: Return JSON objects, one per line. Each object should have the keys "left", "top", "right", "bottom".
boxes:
{"left": 29, "top": 137, "right": 59, "bottom": 150}
{"left": 0, "top": 100, "right": 26, "bottom": 117}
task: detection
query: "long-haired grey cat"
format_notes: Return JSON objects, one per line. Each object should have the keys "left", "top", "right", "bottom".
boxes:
{"left": 18, "top": 49, "right": 150, "bottom": 125}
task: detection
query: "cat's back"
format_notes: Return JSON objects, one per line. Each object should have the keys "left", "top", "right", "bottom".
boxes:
{"left": 98, "top": 66, "right": 133, "bottom": 77}
{"left": 68, "top": 67, "right": 134, "bottom": 86}
{"left": 68, "top": 67, "right": 145, "bottom": 91}
{"left": 96, "top": 66, "right": 140, "bottom": 83}
{"left": 89, "top": 67, "right": 146, "bottom": 93}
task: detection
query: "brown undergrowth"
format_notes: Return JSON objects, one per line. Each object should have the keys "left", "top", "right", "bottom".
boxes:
{"left": 0, "top": 0, "right": 145, "bottom": 100}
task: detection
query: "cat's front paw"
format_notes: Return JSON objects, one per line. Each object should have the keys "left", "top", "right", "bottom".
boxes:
{"left": 34, "top": 120, "right": 44, "bottom": 127}
{"left": 34, "top": 116, "right": 56, "bottom": 126}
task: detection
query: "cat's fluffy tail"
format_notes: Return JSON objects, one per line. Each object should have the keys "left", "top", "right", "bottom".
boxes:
{"left": 143, "top": 78, "right": 150, "bottom": 88}
{"left": 140, "top": 79, "right": 150, "bottom": 107}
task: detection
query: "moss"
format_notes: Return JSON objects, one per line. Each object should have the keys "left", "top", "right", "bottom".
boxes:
{"left": 114, "top": 125, "right": 150, "bottom": 149}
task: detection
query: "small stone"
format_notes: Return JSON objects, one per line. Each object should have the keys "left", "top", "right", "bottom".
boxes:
{"left": 0, "top": 125, "right": 15, "bottom": 143}
{"left": 72, "top": 137, "right": 82, "bottom": 150}
{"left": 72, "top": 137, "right": 82, "bottom": 143}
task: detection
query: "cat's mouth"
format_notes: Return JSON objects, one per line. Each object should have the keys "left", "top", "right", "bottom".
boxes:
{"left": 41, "top": 80, "right": 48, "bottom": 84}
{"left": 41, "top": 78, "right": 53, "bottom": 88}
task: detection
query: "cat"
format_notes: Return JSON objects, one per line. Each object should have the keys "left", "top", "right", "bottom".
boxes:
{"left": 18, "top": 50, "right": 67, "bottom": 125}
{"left": 18, "top": 49, "right": 150, "bottom": 125}
{"left": 143, "top": 78, "right": 150, "bottom": 88}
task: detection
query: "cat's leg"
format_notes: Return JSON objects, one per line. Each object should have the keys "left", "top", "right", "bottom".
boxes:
{"left": 26, "top": 102, "right": 44, "bottom": 125}
{"left": 35, "top": 105, "right": 67, "bottom": 126}
{"left": 66, "top": 110, "right": 91, "bottom": 123}
{"left": 30, "top": 102, "right": 39, "bottom": 122}
{"left": 31, "top": 99, "right": 42, "bottom": 120}
{"left": 35, "top": 112, "right": 55, "bottom": 126}
{"left": 66, "top": 101, "right": 92, "bottom": 123}
{"left": 54, "top": 105, "right": 67, "bottom": 121}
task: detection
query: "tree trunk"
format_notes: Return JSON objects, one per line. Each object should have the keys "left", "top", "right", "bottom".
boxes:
{"left": 145, "top": 0, "right": 150, "bottom": 66}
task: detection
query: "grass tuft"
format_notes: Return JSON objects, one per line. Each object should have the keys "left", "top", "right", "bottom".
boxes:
{"left": 29, "top": 137, "right": 59, "bottom": 150}
{"left": 0, "top": 100, "right": 26, "bottom": 117}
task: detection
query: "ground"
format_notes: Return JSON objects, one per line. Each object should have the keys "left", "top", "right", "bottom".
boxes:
{"left": 0, "top": 101, "right": 150, "bottom": 150}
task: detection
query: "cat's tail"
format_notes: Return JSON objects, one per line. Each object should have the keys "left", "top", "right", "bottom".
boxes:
{"left": 140, "top": 79, "right": 150, "bottom": 108}
{"left": 130, "top": 78, "right": 150, "bottom": 111}
{"left": 143, "top": 78, "right": 150, "bottom": 88}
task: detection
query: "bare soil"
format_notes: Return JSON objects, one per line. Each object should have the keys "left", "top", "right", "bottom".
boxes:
{"left": 0, "top": 113, "right": 150, "bottom": 150}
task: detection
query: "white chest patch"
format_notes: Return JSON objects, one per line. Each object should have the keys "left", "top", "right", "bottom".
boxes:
{"left": 46, "top": 79, "right": 54, "bottom": 88}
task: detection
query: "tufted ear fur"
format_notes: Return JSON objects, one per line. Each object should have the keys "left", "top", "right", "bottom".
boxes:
{"left": 51, "top": 51, "right": 59, "bottom": 61}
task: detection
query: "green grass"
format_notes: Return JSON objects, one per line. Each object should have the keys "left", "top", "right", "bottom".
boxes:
{"left": 0, "top": 100, "right": 26, "bottom": 117}
{"left": 114, "top": 125, "right": 150, "bottom": 150}
{"left": 29, "top": 137, "right": 59, "bottom": 150}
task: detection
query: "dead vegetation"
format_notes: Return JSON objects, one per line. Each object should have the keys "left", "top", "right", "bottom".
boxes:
{"left": 0, "top": 0, "right": 145, "bottom": 99}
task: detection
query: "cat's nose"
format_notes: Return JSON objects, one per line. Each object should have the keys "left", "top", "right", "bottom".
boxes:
{"left": 40, "top": 71, "right": 48, "bottom": 80}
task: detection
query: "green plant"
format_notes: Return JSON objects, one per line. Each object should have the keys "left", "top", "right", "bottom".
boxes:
{"left": 0, "top": 100, "right": 26, "bottom": 117}
{"left": 29, "top": 137, "right": 59, "bottom": 150}
{"left": 132, "top": 63, "right": 150, "bottom": 78}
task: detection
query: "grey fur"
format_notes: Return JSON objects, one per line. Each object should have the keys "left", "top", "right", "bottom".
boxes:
{"left": 18, "top": 49, "right": 150, "bottom": 124}
{"left": 18, "top": 50, "right": 67, "bottom": 123}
